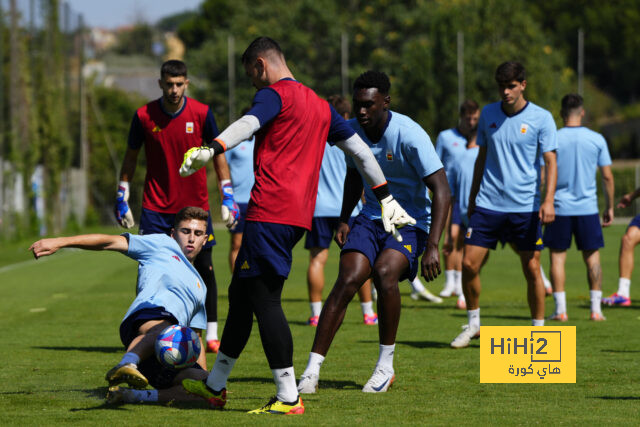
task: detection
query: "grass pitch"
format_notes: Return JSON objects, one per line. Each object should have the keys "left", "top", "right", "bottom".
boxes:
{"left": 1, "top": 224, "right": 639, "bottom": 424}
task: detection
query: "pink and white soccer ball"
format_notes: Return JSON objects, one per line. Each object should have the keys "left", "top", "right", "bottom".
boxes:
{"left": 155, "top": 325, "right": 201, "bottom": 369}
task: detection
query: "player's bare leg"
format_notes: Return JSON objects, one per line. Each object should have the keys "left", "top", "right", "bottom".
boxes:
{"left": 307, "top": 247, "right": 329, "bottom": 324}
{"left": 372, "top": 249, "right": 409, "bottom": 345}
{"left": 583, "top": 250, "right": 605, "bottom": 320}
{"left": 519, "top": 250, "right": 545, "bottom": 323}
{"left": 548, "top": 249, "right": 568, "bottom": 321}
{"left": 108, "top": 368, "right": 209, "bottom": 404}
{"left": 604, "top": 226, "right": 640, "bottom": 306}
{"left": 228, "top": 232, "right": 243, "bottom": 273}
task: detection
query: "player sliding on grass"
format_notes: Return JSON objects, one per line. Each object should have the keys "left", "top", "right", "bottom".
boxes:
{"left": 179, "top": 38, "right": 415, "bottom": 414}
{"left": 544, "top": 94, "right": 614, "bottom": 322}
{"left": 29, "top": 207, "right": 211, "bottom": 405}
{"left": 451, "top": 61, "right": 558, "bottom": 348}
{"left": 297, "top": 71, "right": 450, "bottom": 394}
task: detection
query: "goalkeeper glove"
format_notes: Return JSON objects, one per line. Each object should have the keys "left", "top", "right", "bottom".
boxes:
{"left": 114, "top": 181, "right": 135, "bottom": 228}
{"left": 180, "top": 146, "right": 215, "bottom": 177}
{"left": 379, "top": 194, "right": 416, "bottom": 242}
{"left": 220, "top": 180, "right": 240, "bottom": 228}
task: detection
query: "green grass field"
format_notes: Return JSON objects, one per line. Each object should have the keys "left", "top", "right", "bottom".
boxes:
{"left": 2, "top": 224, "right": 640, "bottom": 424}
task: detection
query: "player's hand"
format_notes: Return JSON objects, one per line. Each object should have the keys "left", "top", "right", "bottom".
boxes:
{"left": 180, "top": 146, "right": 214, "bottom": 177}
{"left": 380, "top": 195, "right": 416, "bottom": 243}
{"left": 538, "top": 200, "right": 555, "bottom": 225}
{"left": 220, "top": 182, "right": 239, "bottom": 229}
{"left": 421, "top": 242, "right": 441, "bottom": 282}
{"left": 334, "top": 222, "right": 351, "bottom": 248}
{"left": 617, "top": 193, "right": 633, "bottom": 209}
{"left": 114, "top": 182, "right": 135, "bottom": 229}
{"left": 602, "top": 208, "right": 614, "bottom": 227}
{"left": 29, "top": 238, "right": 61, "bottom": 259}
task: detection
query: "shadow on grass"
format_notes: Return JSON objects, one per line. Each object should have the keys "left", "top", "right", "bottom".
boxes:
{"left": 593, "top": 396, "right": 640, "bottom": 400}
{"left": 396, "top": 340, "right": 452, "bottom": 349}
{"left": 480, "top": 314, "right": 530, "bottom": 321}
{"left": 601, "top": 349, "right": 640, "bottom": 353}
{"left": 33, "top": 346, "right": 123, "bottom": 353}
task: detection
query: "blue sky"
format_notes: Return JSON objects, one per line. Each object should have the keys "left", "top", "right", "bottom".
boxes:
{"left": 13, "top": 0, "right": 203, "bottom": 29}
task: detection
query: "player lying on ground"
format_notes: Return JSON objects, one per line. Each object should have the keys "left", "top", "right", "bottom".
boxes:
{"left": 29, "top": 206, "right": 211, "bottom": 405}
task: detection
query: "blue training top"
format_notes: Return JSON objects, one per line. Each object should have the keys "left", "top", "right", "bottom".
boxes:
{"left": 121, "top": 233, "right": 207, "bottom": 330}
{"left": 225, "top": 137, "right": 255, "bottom": 204}
{"left": 435, "top": 127, "right": 467, "bottom": 191}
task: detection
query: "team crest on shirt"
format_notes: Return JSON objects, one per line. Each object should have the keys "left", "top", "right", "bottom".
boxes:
{"left": 404, "top": 244, "right": 412, "bottom": 253}
{"left": 186, "top": 122, "right": 194, "bottom": 133}
{"left": 520, "top": 123, "right": 529, "bottom": 134}
{"left": 386, "top": 150, "right": 393, "bottom": 161}
{"left": 466, "top": 227, "right": 473, "bottom": 238}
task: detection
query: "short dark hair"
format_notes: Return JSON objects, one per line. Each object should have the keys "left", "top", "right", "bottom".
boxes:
{"left": 495, "top": 61, "right": 526, "bottom": 84}
{"left": 561, "top": 94, "right": 583, "bottom": 119}
{"left": 353, "top": 70, "right": 391, "bottom": 95}
{"left": 174, "top": 206, "right": 209, "bottom": 228}
{"left": 242, "top": 37, "right": 283, "bottom": 65}
{"left": 161, "top": 60, "right": 187, "bottom": 78}
{"left": 460, "top": 99, "right": 479, "bottom": 116}
{"left": 327, "top": 95, "right": 351, "bottom": 117}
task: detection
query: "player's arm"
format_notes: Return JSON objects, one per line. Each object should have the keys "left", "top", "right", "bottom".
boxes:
{"left": 467, "top": 145, "right": 487, "bottom": 217}
{"left": 115, "top": 113, "right": 144, "bottom": 228}
{"left": 29, "top": 234, "right": 129, "bottom": 259}
{"left": 421, "top": 169, "right": 451, "bottom": 282}
{"left": 335, "top": 166, "right": 364, "bottom": 247}
{"left": 600, "top": 164, "right": 615, "bottom": 226}
{"left": 617, "top": 186, "right": 640, "bottom": 208}
{"left": 540, "top": 150, "right": 557, "bottom": 224}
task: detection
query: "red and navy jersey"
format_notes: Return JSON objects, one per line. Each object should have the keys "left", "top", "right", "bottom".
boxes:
{"left": 245, "top": 79, "right": 336, "bottom": 230}
{"left": 128, "top": 97, "right": 219, "bottom": 213}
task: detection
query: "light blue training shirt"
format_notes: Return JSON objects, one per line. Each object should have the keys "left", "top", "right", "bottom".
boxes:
{"left": 121, "top": 233, "right": 207, "bottom": 330}
{"left": 554, "top": 126, "right": 611, "bottom": 215}
{"left": 435, "top": 127, "right": 468, "bottom": 191}
{"left": 475, "top": 101, "right": 557, "bottom": 212}
{"left": 450, "top": 146, "right": 480, "bottom": 226}
{"left": 225, "top": 137, "right": 255, "bottom": 204}
{"left": 314, "top": 142, "right": 362, "bottom": 217}
{"left": 346, "top": 111, "right": 443, "bottom": 234}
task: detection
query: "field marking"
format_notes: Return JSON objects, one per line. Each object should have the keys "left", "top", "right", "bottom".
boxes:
{"left": 0, "top": 249, "right": 79, "bottom": 275}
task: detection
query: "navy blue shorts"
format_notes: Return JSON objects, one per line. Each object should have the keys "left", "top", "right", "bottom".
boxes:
{"left": 229, "top": 203, "right": 249, "bottom": 235}
{"left": 305, "top": 217, "right": 341, "bottom": 249}
{"left": 342, "top": 214, "right": 427, "bottom": 282}
{"left": 139, "top": 207, "right": 216, "bottom": 248}
{"left": 543, "top": 214, "right": 604, "bottom": 251}
{"left": 629, "top": 215, "right": 640, "bottom": 230}
{"left": 234, "top": 221, "right": 305, "bottom": 278}
{"left": 465, "top": 206, "right": 543, "bottom": 251}
{"left": 451, "top": 203, "right": 464, "bottom": 227}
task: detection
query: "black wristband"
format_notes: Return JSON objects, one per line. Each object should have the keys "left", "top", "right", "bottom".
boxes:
{"left": 205, "top": 139, "right": 225, "bottom": 155}
{"left": 372, "top": 183, "right": 391, "bottom": 202}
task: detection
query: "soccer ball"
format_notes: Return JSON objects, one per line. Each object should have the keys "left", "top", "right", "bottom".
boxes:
{"left": 155, "top": 325, "right": 201, "bottom": 369}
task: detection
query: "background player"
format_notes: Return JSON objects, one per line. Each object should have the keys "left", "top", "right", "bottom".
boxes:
{"left": 304, "top": 95, "right": 378, "bottom": 326}
{"left": 436, "top": 100, "right": 480, "bottom": 299}
{"left": 29, "top": 207, "right": 210, "bottom": 405}
{"left": 544, "top": 94, "right": 613, "bottom": 321}
{"left": 297, "top": 71, "right": 449, "bottom": 394}
{"left": 114, "top": 60, "right": 238, "bottom": 355}
{"left": 603, "top": 188, "right": 640, "bottom": 307}
{"left": 224, "top": 107, "right": 255, "bottom": 272}
{"left": 451, "top": 61, "right": 557, "bottom": 348}
{"left": 179, "top": 38, "right": 415, "bottom": 414}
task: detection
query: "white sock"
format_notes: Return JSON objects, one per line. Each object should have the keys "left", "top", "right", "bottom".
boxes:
{"left": 303, "top": 352, "right": 325, "bottom": 376}
{"left": 126, "top": 389, "right": 158, "bottom": 402}
{"left": 532, "top": 318, "right": 545, "bottom": 326}
{"left": 540, "top": 265, "right": 551, "bottom": 288}
{"left": 272, "top": 366, "right": 298, "bottom": 403}
{"left": 376, "top": 344, "right": 395, "bottom": 371}
{"left": 410, "top": 276, "right": 426, "bottom": 293}
{"left": 119, "top": 352, "right": 140, "bottom": 366}
{"left": 454, "top": 270, "right": 463, "bottom": 293}
{"left": 206, "top": 322, "right": 218, "bottom": 341}
{"left": 618, "top": 278, "right": 631, "bottom": 298}
{"left": 310, "top": 301, "right": 322, "bottom": 317}
{"left": 467, "top": 308, "right": 480, "bottom": 329}
{"left": 458, "top": 293, "right": 466, "bottom": 304}
{"left": 553, "top": 291, "right": 566, "bottom": 314}
{"left": 361, "top": 301, "right": 374, "bottom": 316}
{"left": 206, "top": 351, "right": 237, "bottom": 391}
{"left": 590, "top": 290, "right": 602, "bottom": 313}
{"left": 444, "top": 270, "right": 456, "bottom": 287}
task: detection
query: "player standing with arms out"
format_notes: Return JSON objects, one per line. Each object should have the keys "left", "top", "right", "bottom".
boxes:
{"left": 450, "top": 61, "right": 558, "bottom": 349}
{"left": 30, "top": 207, "right": 211, "bottom": 405}
{"left": 224, "top": 107, "right": 255, "bottom": 273}
{"left": 179, "top": 38, "right": 414, "bottom": 414}
{"left": 603, "top": 189, "right": 640, "bottom": 307}
{"left": 114, "top": 60, "right": 238, "bottom": 355}
{"left": 297, "top": 71, "right": 450, "bottom": 394}
{"left": 544, "top": 94, "right": 613, "bottom": 321}
{"left": 304, "top": 95, "right": 378, "bottom": 327}
{"left": 436, "top": 100, "right": 480, "bottom": 301}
